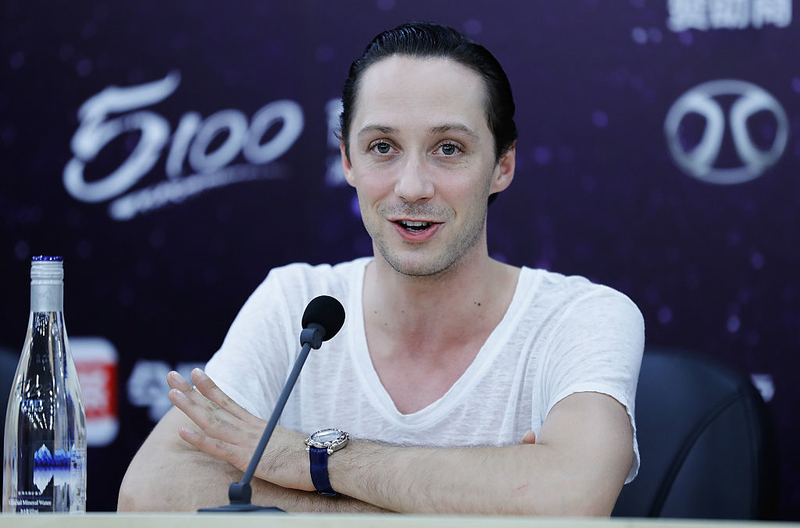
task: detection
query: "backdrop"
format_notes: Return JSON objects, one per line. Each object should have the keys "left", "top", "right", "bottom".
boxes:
{"left": 1, "top": 0, "right": 798, "bottom": 518}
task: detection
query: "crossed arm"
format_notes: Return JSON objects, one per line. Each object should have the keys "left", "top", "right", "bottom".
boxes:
{"left": 118, "top": 368, "right": 633, "bottom": 515}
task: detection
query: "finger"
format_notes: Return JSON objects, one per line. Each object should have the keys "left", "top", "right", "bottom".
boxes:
{"left": 179, "top": 426, "right": 251, "bottom": 472}
{"left": 167, "top": 371, "right": 219, "bottom": 416}
{"left": 520, "top": 430, "right": 536, "bottom": 445}
{"left": 167, "top": 370, "right": 194, "bottom": 393}
{"left": 190, "top": 368, "right": 262, "bottom": 425}
{"left": 168, "top": 387, "right": 239, "bottom": 443}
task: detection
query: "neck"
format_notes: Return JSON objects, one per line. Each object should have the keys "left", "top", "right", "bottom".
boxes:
{"left": 364, "top": 243, "right": 518, "bottom": 348}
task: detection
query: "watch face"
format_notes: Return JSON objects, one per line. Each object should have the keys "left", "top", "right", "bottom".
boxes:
{"left": 306, "top": 428, "right": 349, "bottom": 453}
{"left": 314, "top": 429, "right": 343, "bottom": 443}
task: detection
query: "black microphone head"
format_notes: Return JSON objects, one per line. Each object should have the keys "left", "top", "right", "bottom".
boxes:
{"left": 301, "top": 295, "right": 345, "bottom": 341}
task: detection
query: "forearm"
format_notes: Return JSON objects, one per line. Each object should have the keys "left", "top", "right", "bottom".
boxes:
{"left": 269, "top": 396, "right": 631, "bottom": 515}
{"left": 118, "top": 408, "right": 387, "bottom": 513}
{"left": 243, "top": 431, "right": 621, "bottom": 516}
{"left": 324, "top": 395, "right": 631, "bottom": 516}
{"left": 118, "top": 440, "right": 239, "bottom": 511}
{"left": 328, "top": 442, "right": 598, "bottom": 515}
{"left": 119, "top": 449, "right": 384, "bottom": 512}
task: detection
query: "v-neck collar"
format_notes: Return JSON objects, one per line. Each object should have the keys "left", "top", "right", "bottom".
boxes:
{"left": 346, "top": 257, "right": 540, "bottom": 429}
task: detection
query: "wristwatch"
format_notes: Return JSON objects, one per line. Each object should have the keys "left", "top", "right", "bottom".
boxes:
{"left": 305, "top": 428, "right": 349, "bottom": 496}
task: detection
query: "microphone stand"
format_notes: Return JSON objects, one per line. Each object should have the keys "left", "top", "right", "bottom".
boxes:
{"left": 199, "top": 324, "right": 324, "bottom": 512}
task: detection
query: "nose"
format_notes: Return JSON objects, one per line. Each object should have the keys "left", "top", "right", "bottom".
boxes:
{"left": 394, "top": 156, "right": 434, "bottom": 203}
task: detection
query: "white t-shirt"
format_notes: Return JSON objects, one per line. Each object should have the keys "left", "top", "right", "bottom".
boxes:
{"left": 206, "top": 257, "right": 645, "bottom": 482}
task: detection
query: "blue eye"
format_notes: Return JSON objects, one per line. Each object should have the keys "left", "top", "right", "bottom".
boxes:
{"left": 437, "top": 143, "right": 463, "bottom": 156}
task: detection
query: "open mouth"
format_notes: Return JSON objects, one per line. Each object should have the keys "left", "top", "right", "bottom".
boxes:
{"left": 396, "top": 220, "right": 434, "bottom": 232}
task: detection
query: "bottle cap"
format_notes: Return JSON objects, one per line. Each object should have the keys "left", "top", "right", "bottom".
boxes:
{"left": 31, "top": 256, "right": 64, "bottom": 282}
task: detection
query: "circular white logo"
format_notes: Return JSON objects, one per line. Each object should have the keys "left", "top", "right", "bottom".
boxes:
{"left": 664, "top": 79, "right": 788, "bottom": 185}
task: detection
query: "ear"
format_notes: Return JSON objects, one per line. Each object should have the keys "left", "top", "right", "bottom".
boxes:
{"left": 340, "top": 141, "right": 356, "bottom": 188}
{"left": 490, "top": 142, "right": 515, "bottom": 194}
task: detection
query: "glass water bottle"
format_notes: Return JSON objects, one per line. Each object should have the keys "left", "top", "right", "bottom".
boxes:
{"left": 2, "top": 256, "right": 87, "bottom": 513}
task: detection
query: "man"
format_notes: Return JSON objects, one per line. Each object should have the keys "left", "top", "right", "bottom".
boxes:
{"left": 118, "top": 22, "right": 644, "bottom": 515}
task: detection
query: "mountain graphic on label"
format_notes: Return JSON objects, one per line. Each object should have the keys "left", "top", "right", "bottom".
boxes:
{"left": 32, "top": 444, "right": 70, "bottom": 493}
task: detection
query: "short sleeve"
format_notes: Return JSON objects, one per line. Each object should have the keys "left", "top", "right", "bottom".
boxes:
{"left": 540, "top": 286, "right": 645, "bottom": 483}
{"left": 204, "top": 268, "right": 297, "bottom": 419}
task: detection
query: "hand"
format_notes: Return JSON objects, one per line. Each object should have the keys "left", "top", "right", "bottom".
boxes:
{"left": 520, "top": 430, "right": 536, "bottom": 444}
{"left": 166, "top": 369, "right": 309, "bottom": 491}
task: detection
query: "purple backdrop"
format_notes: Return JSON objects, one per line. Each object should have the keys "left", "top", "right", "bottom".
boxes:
{"left": 1, "top": 0, "right": 798, "bottom": 517}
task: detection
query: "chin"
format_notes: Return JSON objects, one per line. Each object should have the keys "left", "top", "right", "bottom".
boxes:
{"left": 383, "top": 252, "right": 461, "bottom": 278}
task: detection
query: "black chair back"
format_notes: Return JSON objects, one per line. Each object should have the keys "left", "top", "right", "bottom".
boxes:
{"left": 613, "top": 348, "right": 778, "bottom": 519}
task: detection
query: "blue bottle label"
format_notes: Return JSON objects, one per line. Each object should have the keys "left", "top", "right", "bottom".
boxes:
{"left": 33, "top": 444, "right": 72, "bottom": 494}
{"left": 8, "top": 443, "right": 56, "bottom": 512}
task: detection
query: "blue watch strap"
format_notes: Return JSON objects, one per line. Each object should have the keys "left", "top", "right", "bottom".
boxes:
{"left": 309, "top": 447, "right": 339, "bottom": 497}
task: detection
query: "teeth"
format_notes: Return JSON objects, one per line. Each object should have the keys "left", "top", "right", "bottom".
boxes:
{"left": 401, "top": 220, "right": 430, "bottom": 228}
{"left": 398, "top": 220, "right": 433, "bottom": 231}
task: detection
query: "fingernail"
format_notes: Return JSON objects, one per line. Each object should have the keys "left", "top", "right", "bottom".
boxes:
{"left": 170, "top": 389, "right": 187, "bottom": 399}
{"left": 193, "top": 368, "right": 208, "bottom": 381}
{"left": 171, "top": 371, "right": 187, "bottom": 384}
{"left": 180, "top": 427, "right": 195, "bottom": 436}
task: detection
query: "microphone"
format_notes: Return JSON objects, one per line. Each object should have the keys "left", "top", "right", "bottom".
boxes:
{"left": 300, "top": 294, "right": 346, "bottom": 349}
{"left": 199, "top": 295, "right": 345, "bottom": 513}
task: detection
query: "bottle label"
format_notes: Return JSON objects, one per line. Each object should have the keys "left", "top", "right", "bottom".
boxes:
{"left": 7, "top": 492, "right": 53, "bottom": 512}
{"left": 7, "top": 443, "right": 57, "bottom": 512}
{"left": 7, "top": 443, "right": 85, "bottom": 513}
{"left": 33, "top": 444, "right": 72, "bottom": 494}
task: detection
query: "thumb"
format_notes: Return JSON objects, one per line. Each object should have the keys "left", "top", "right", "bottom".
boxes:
{"left": 520, "top": 430, "right": 536, "bottom": 445}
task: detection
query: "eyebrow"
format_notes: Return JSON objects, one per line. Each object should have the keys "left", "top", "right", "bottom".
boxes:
{"left": 429, "top": 123, "right": 480, "bottom": 141}
{"left": 357, "top": 125, "right": 397, "bottom": 139}
{"left": 356, "top": 123, "right": 480, "bottom": 140}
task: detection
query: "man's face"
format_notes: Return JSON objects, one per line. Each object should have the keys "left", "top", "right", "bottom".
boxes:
{"left": 342, "top": 56, "right": 515, "bottom": 277}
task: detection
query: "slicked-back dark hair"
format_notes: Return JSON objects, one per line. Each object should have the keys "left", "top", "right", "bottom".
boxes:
{"left": 339, "top": 21, "right": 518, "bottom": 167}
